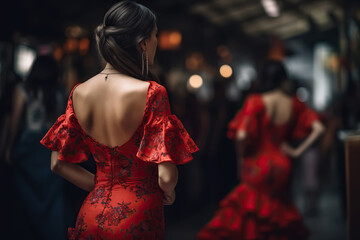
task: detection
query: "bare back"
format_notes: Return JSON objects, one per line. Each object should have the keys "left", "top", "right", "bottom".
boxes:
{"left": 72, "top": 74, "right": 150, "bottom": 148}
{"left": 261, "top": 91, "right": 293, "bottom": 126}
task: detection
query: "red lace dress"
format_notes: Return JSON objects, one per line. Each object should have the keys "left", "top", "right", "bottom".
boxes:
{"left": 197, "top": 94, "right": 319, "bottom": 240}
{"left": 40, "top": 81, "right": 198, "bottom": 240}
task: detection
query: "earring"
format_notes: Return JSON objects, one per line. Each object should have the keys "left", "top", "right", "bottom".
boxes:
{"left": 142, "top": 51, "right": 149, "bottom": 76}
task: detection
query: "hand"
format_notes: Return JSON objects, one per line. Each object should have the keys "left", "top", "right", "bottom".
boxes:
{"left": 280, "top": 142, "right": 301, "bottom": 158}
{"left": 163, "top": 190, "right": 176, "bottom": 205}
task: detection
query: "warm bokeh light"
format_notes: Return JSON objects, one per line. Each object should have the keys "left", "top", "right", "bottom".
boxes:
{"left": 268, "top": 37, "right": 285, "bottom": 60}
{"left": 158, "top": 30, "right": 182, "bottom": 50}
{"left": 217, "top": 45, "right": 230, "bottom": 58}
{"left": 185, "top": 52, "right": 204, "bottom": 71}
{"left": 169, "top": 32, "right": 182, "bottom": 45}
{"left": 188, "top": 74, "right": 203, "bottom": 89}
{"left": 65, "top": 25, "right": 85, "bottom": 38}
{"left": 79, "top": 38, "right": 90, "bottom": 55}
{"left": 216, "top": 45, "right": 233, "bottom": 62}
{"left": 64, "top": 38, "right": 78, "bottom": 52}
{"left": 219, "top": 65, "right": 233, "bottom": 78}
{"left": 53, "top": 45, "right": 63, "bottom": 61}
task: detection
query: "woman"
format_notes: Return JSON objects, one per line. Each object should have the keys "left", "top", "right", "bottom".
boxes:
{"left": 196, "top": 60, "right": 324, "bottom": 240}
{"left": 1, "top": 55, "right": 68, "bottom": 239}
{"left": 40, "top": 1, "right": 198, "bottom": 239}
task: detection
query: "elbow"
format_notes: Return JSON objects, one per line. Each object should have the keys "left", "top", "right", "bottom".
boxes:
{"left": 314, "top": 121, "right": 326, "bottom": 135}
{"left": 235, "top": 130, "right": 247, "bottom": 142}
{"left": 160, "top": 171, "right": 178, "bottom": 186}
{"left": 51, "top": 160, "right": 62, "bottom": 173}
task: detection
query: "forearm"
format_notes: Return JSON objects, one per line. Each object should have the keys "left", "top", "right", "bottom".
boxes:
{"left": 296, "top": 121, "right": 325, "bottom": 156}
{"left": 158, "top": 162, "right": 178, "bottom": 193}
{"left": 51, "top": 151, "right": 95, "bottom": 192}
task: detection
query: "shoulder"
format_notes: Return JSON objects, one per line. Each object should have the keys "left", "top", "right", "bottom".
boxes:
{"left": 243, "top": 94, "right": 264, "bottom": 111}
{"left": 70, "top": 83, "right": 87, "bottom": 109}
{"left": 149, "top": 81, "right": 167, "bottom": 95}
{"left": 146, "top": 81, "right": 171, "bottom": 115}
{"left": 148, "top": 81, "right": 169, "bottom": 102}
{"left": 292, "top": 95, "right": 308, "bottom": 110}
{"left": 246, "top": 93, "right": 262, "bottom": 102}
{"left": 128, "top": 80, "right": 151, "bottom": 97}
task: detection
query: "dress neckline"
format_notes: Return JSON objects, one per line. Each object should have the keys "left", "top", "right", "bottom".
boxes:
{"left": 258, "top": 94, "right": 296, "bottom": 127}
{"left": 69, "top": 80, "right": 153, "bottom": 149}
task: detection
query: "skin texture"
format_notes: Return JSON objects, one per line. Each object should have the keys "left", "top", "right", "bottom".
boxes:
{"left": 158, "top": 162, "right": 178, "bottom": 205}
{"left": 51, "top": 151, "right": 95, "bottom": 192}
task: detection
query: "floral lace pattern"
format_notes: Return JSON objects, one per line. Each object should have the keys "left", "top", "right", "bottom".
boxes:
{"left": 41, "top": 81, "right": 198, "bottom": 239}
{"left": 198, "top": 94, "right": 318, "bottom": 240}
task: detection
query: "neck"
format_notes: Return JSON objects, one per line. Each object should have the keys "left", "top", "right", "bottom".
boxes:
{"left": 104, "top": 63, "right": 116, "bottom": 70}
{"left": 102, "top": 64, "right": 122, "bottom": 74}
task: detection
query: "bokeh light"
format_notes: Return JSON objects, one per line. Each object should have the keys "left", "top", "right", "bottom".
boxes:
{"left": 158, "top": 30, "right": 182, "bottom": 50}
{"left": 219, "top": 64, "right": 233, "bottom": 78}
{"left": 188, "top": 74, "right": 203, "bottom": 90}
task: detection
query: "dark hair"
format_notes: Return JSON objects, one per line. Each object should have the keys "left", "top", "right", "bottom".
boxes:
{"left": 256, "top": 60, "right": 288, "bottom": 92}
{"left": 26, "top": 55, "right": 59, "bottom": 116}
{"left": 95, "top": 1, "right": 157, "bottom": 80}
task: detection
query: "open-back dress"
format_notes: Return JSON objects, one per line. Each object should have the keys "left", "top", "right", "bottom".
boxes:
{"left": 196, "top": 94, "right": 318, "bottom": 240}
{"left": 41, "top": 80, "right": 198, "bottom": 239}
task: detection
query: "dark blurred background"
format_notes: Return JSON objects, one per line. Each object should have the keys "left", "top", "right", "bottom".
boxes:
{"left": 1, "top": 0, "right": 360, "bottom": 239}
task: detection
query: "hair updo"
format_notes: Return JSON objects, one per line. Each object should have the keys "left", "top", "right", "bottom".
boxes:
{"left": 95, "top": 1, "right": 157, "bottom": 80}
{"left": 256, "top": 60, "right": 288, "bottom": 93}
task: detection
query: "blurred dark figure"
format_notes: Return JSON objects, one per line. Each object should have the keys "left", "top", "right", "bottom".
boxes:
{"left": 197, "top": 60, "right": 325, "bottom": 240}
{"left": 0, "top": 55, "right": 69, "bottom": 240}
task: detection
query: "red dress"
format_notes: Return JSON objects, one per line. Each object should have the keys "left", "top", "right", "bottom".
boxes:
{"left": 40, "top": 81, "right": 198, "bottom": 240}
{"left": 197, "top": 94, "right": 319, "bottom": 240}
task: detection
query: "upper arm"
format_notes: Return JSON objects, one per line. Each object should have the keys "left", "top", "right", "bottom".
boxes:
{"left": 50, "top": 151, "right": 60, "bottom": 172}
{"left": 150, "top": 84, "right": 171, "bottom": 117}
{"left": 9, "top": 85, "right": 26, "bottom": 139}
{"left": 228, "top": 95, "right": 262, "bottom": 140}
{"left": 11, "top": 85, "right": 26, "bottom": 124}
{"left": 158, "top": 162, "right": 178, "bottom": 183}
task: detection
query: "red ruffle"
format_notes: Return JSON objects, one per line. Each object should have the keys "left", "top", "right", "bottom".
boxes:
{"left": 136, "top": 114, "right": 198, "bottom": 165}
{"left": 227, "top": 95, "right": 263, "bottom": 140}
{"left": 197, "top": 184, "right": 310, "bottom": 240}
{"left": 40, "top": 84, "right": 90, "bottom": 163}
{"left": 41, "top": 81, "right": 198, "bottom": 165}
{"left": 40, "top": 110, "right": 90, "bottom": 163}
{"left": 292, "top": 97, "right": 319, "bottom": 139}
{"left": 67, "top": 228, "right": 75, "bottom": 240}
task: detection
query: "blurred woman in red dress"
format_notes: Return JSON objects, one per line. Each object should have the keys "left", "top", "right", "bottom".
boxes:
{"left": 197, "top": 60, "right": 324, "bottom": 240}
{"left": 40, "top": 1, "right": 198, "bottom": 239}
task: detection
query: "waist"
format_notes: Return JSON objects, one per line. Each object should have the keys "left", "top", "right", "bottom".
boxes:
{"left": 95, "top": 172, "right": 157, "bottom": 185}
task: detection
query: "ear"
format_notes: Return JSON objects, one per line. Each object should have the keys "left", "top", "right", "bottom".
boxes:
{"left": 139, "top": 40, "right": 147, "bottom": 52}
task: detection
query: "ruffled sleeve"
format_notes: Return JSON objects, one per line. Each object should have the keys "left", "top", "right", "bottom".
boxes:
{"left": 292, "top": 97, "right": 320, "bottom": 139}
{"left": 227, "top": 94, "right": 264, "bottom": 140}
{"left": 136, "top": 82, "right": 198, "bottom": 164}
{"left": 40, "top": 85, "right": 90, "bottom": 163}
